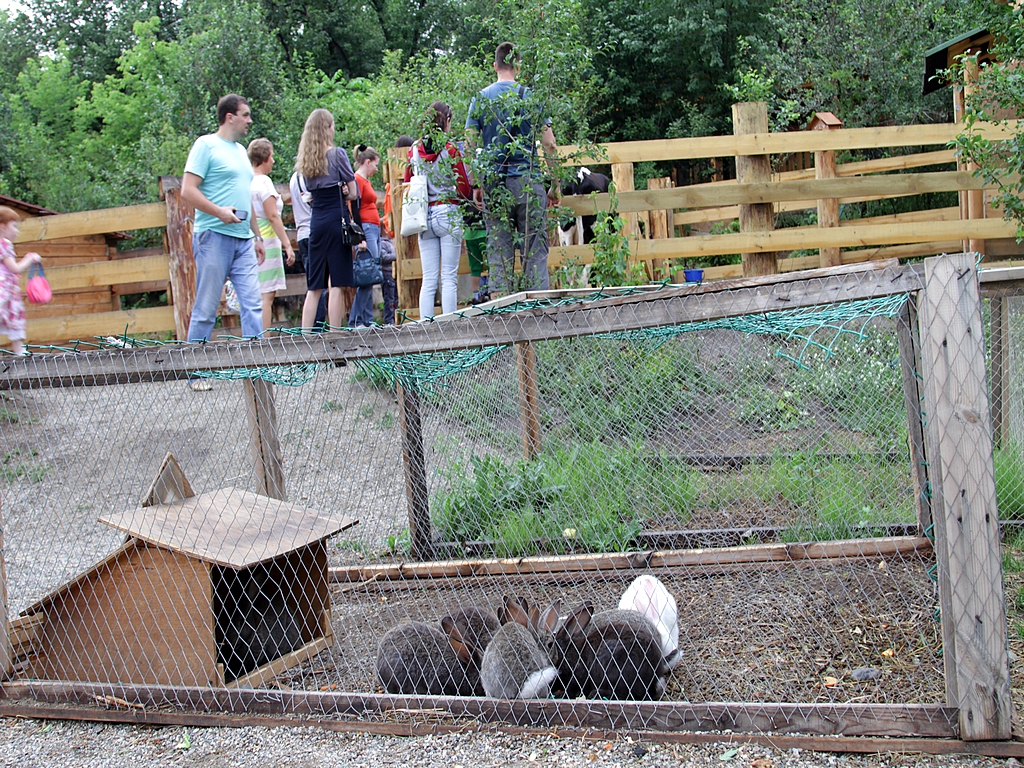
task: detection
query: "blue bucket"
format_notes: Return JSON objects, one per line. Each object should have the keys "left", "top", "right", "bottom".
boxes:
{"left": 683, "top": 269, "right": 704, "bottom": 283}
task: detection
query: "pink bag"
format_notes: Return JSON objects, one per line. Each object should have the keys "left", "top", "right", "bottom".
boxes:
{"left": 26, "top": 263, "right": 51, "bottom": 304}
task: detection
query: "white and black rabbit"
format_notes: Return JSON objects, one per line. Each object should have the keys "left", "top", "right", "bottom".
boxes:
{"left": 618, "top": 574, "right": 681, "bottom": 668}
{"left": 480, "top": 596, "right": 560, "bottom": 699}
{"left": 376, "top": 618, "right": 479, "bottom": 696}
{"left": 554, "top": 603, "right": 669, "bottom": 701}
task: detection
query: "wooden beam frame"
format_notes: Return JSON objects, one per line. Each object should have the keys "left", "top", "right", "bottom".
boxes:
{"left": 0, "top": 261, "right": 925, "bottom": 389}
{"left": 918, "top": 253, "right": 1011, "bottom": 740}
{"left": 0, "top": 681, "right": 959, "bottom": 738}
{"left": 328, "top": 535, "right": 932, "bottom": 584}
{"left": 558, "top": 120, "right": 1018, "bottom": 166}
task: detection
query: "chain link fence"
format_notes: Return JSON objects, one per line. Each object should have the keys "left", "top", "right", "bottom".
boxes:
{"left": 0, "top": 256, "right": 1010, "bottom": 739}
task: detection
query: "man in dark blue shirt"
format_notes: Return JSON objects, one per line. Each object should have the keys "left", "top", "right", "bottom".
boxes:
{"left": 466, "top": 42, "right": 559, "bottom": 295}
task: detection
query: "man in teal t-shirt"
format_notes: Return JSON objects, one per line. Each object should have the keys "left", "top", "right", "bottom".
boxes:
{"left": 181, "top": 93, "right": 266, "bottom": 344}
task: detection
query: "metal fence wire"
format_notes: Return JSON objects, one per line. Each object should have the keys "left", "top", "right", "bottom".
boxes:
{"left": 0, "top": 255, "right": 1012, "bottom": 740}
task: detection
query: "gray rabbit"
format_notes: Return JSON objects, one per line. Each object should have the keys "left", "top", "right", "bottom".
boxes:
{"left": 480, "top": 597, "right": 560, "bottom": 699}
{"left": 444, "top": 607, "right": 498, "bottom": 661}
{"left": 553, "top": 603, "right": 669, "bottom": 700}
{"left": 376, "top": 618, "right": 479, "bottom": 696}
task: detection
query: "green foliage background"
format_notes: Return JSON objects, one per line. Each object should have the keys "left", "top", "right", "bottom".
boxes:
{"left": 0, "top": 0, "right": 984, "bottom": 242}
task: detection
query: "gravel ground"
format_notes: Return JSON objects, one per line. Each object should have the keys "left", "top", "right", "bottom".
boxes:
{"left": 0, "top": 718, "right": 1015, "bottom": 768}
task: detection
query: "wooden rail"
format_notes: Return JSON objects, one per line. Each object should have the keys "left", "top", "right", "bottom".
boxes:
{"left": 558, "top": 121, "right": 1018, "bottom": 165}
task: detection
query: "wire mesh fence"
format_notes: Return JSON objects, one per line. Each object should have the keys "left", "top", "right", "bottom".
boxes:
{"left": 0, "top": 256, "right": 1011, "bottom": 739}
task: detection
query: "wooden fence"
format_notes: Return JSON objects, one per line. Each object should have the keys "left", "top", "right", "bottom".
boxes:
{"left": 6, "top": 113, "right": 1021, "bottom": 343}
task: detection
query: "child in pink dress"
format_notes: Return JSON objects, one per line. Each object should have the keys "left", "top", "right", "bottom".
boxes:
{"left": 0, "top": 206, "right": 42, "bottom": 355}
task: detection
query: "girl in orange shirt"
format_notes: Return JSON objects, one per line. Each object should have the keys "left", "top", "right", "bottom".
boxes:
{"left": 351, "top": 145, "right": 382, "bottom": 327}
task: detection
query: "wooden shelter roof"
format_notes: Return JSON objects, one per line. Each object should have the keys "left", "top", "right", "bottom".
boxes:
{"left": 99, "top": 487, "right": 357, "bottom": 568}
{"left": 923, "top": 27, "right": 995, "bottom": 95}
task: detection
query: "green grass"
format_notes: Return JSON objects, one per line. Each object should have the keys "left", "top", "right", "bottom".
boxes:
{"left": 1, "top": 448, "right": 45, "bottom": 483}
{"left": 432, "top": 441, "right": 698, "bottom": 557}
{"left": 535, "top": 337, "right": 721, "bottom": 442}
{"left": 995, "top": 445, "right": 1024, "bottom": 520}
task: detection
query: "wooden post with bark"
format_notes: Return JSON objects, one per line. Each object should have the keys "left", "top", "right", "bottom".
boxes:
{"left": 896, "top": 294, "right": 931, "bottom": 533}
{"left": 245, "top": 378, "right": 286, "bottom": 501}
{"left": 516, "top": 341, "right": 542, "bottom": 460}
{"left": 963, "top": 56, "right": 986, "bottom": 258}
{"left": 809, "top": 112, "right": 843, "bottom": 268}
{"left": 161, "top": 177, "right": 196, "bottom": 340}
{"left": 918, "top": 252, "right": 1011, "bottom": 740}
{"left": 387, "top": 147, "right": 421, "bottom": 319}
{"left": 731, "top": 102, "right": 778, "bottom": 277}
{"left": 397, "top": 382, "right": 433, "bottom": 559}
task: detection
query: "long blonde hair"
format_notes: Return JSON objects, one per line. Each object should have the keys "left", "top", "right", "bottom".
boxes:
{"left": 295, "top": 108, "right": 334, "bottom": 178}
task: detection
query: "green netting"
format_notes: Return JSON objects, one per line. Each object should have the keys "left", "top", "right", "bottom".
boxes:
{"left": 597, "top": 293, "right": 911, "bottom": 368}
{"left": 362, "top": 293, "right": 911, "bottom": 389}
{"left": 10, "top": 289, "right": 910, "bottom": 386}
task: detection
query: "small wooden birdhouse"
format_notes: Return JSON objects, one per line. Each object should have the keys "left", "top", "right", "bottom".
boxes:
{"left": 807, "top": 112, "right": 843, "bottom": 132}
{"left": 18, "top": 455, "right": 356, "bottom": 688}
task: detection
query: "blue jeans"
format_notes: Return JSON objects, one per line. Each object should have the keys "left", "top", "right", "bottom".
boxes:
{"left": 349, "top": 222, "right": 378, "bottom": 327}
{"left": 418, "top": 204, "right": 462, "bottom": 319}
{"left": 187, "top": 230, "right": 263, "bottom": 341}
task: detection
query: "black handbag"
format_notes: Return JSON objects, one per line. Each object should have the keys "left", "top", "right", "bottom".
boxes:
{"left": 352, "top": 246, "right": 383, "bottom": 287}
{"left": 339, "top": 182, "right": 366, "bottom": 247}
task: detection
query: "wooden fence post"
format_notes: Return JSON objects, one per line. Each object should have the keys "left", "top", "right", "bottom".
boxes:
{"left": 731, "top": 102, "right": 778, "bottom": 277}
{"left": 963, "top": 57, "right": 987, "bottom": 258}
{"left": 162, "top": 177, "right": 196, "bottom": 341}
{"left": 398, "top": 382, "right": 433, "bottom": 559}
{"left": 611, "top": 162, "right": 638, "bottom": 239}
{"left": 896, "top": 295, "right": 931, "bottom": 533}
{"left": 647, "top": 177, "right": 674, "bottom": 280}
{"left": 809, "top": 112, "right": 843, "bottom": 268}
{"left": 387, "top": 148, "right": 421, "bottom": 319}
{"left": 990, "top": 295, "right": 1010, "bottom": 450}
{"left": 919, "top": 252, "right": 1011, "bottom": 740}
{"left": 245, "top": 378, "right": 286, "bottom": 500}
{"left": 516, "top": 341, "right": 542, "bottom": 460}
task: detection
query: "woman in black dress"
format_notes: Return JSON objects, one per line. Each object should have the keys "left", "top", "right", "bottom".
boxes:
{"left": 295, "top": 108, "right": 359, "bottom": 331}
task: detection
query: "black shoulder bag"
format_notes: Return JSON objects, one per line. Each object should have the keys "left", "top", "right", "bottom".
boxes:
{"left": 345, "top": 182, "right": 382, "bottom": 287}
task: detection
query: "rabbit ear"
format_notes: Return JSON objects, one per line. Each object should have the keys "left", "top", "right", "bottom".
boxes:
{"left": 561, "top": 602, "right": 593, "bottom": 636}
{"left": 441, "top": 616, "right": 475, "bottom": 664}
{"left": 506, "top": 600, "right": 531, "bottom": 628}
{"left": 538, "top": 600, "right": 561, "bottom": 633}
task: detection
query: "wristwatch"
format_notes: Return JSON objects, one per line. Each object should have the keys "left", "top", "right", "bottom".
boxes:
{"left": 254, "top": 236, "right": 264, "bottom": 242}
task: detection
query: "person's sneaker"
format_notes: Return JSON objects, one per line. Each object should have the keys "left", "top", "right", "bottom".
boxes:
{"left": 471, "top": 290, "right": 491, "bottom": 305}
{"left": 189, "top": 378, "right": 213, "bottom": 392}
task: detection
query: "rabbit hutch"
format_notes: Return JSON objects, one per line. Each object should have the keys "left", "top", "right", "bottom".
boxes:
{"left": 0, "top": 254, "right": 1016, "bottom": 744}
{"left": 13, "top": 453, "right": 356, "bottom": 688}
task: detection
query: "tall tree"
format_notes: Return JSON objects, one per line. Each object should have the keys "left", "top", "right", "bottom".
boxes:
{"left": 740, "top": 0, "right": 969, "bottom": 128}
{"left": 581, "top": 0, "right": 771, "bottom": 141}
{"left": 24, "top": 0, "right": 180, "bottom": 81}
